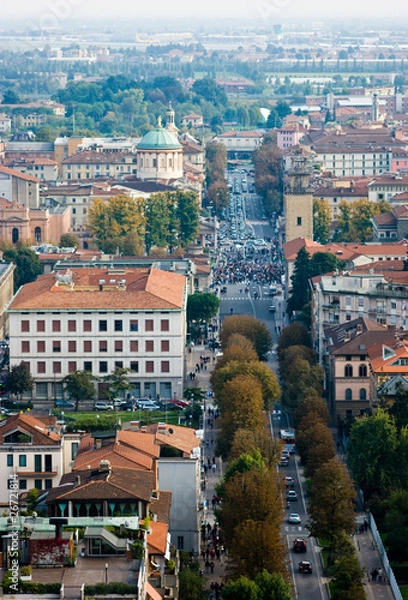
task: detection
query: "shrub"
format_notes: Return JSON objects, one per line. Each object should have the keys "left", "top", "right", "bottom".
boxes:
{"left": 130, "top": 540, "right": 144, "bottom": 559}
{"left": 84, "top": 582, "right": 137, "bottom": 596}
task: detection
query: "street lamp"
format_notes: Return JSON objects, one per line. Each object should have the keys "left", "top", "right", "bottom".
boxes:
{"left": 105, "top": 563, "right": 108, "bottom": 584}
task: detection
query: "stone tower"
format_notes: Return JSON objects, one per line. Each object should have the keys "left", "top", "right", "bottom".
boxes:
{"left": 284, "top": 153, "right": 313, "bottom": 243}
{"left": 165, "top": 102, "right": 178, "bottom": 134}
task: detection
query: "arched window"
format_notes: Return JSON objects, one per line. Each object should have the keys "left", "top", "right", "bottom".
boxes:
{"left": 344, "top": 364, "right": 353, "bottom": 378}
{"left": 359, "top": 388, "right": 367, "bottom": 400}
{"left": 34, "top": 227, "right": 41, "bottom": 243}
{"left": 345, "top": 388, "right": 352, "bottom": 400}
{"left": 12, "top": 227, "right": 19, "bottom": 244}
{"left": 359, "top": 364, "right": 367, "bottom": 377}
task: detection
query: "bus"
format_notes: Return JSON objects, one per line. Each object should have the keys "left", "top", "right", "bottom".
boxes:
{"left": 279, "top": 429, "right": 296, "bottom": 453}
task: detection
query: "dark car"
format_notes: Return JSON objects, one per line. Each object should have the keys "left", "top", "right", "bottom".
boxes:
{"left": 299, "top": 561, "right": 313, "bottom": 574}
{"left": 293, "top": 539, "right": 307, "bottom": 553}
{"left": 55, "top": 399, "right": 75, "bottom": 408}
{"left": 221, "top": 286, "right": 227, "bottom": 294}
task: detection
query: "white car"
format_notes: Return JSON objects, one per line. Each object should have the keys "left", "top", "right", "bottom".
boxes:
{"left": 94, "top": 401, "right": 113, "bottom": 411}
{"left": 288, "top": 513, "right": 301, "bottom": 524}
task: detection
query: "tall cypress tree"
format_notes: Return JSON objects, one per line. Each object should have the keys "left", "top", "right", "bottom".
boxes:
{"left": 287, "top": 247, "right": 311, "bottom": 315}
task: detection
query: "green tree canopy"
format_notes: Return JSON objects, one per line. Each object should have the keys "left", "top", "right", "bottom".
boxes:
{"left": 187, "top": 292, "right": 220, "bottom": 323}
{"left": 313, "top": 199, "right": 332, "bottom": 244}
{"left": 59, "top": 233, "right": 80, "bottom": 248}
{"left": 6, "top": 362, "right": 34, "bottom": 400}
{"left": 104, "top": 367, "right": 133, "bottom": 400}
{"left": 63, "top": 370, "right": 97, "bottom": 411}
{"left": 2, "top": 244, "right": 42, "bottom": 291}
{"left": 347, "top": 410, "right": 399, "bottom": 498}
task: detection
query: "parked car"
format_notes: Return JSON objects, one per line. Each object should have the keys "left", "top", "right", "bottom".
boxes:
{"left": 55, "top": 399, "right": 75, "bottom": 408}
{"left": 94, "top": 401, "right": 113, "bottom": 411}
{"left": 119, "top": 401, "right": 134, "bottom": 411}
{"left": 287, "top": 490, "right": 298, "bottom": 501}
{"left": 288, "top": 513, "right": 301, "bottom": 524}
{"left": 135, "top": 399, "right": 160, "bottom": 411}
{"left": 299, "top": 561, "right": 313, "bottom": 573}
{"left": 293, "top": 539, "right": 307, "bottom": 553}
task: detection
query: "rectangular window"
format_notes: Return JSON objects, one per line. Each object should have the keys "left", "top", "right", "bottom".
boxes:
{"left": 19, "top": 455, "right": 27, "bottom": 467}
{"left": 177, "top": 536, "right": 184, "bottom": 550}
{"left": 37, "top": 340, "right": 45, "bottom": 353}
{"left": 145, "top": 319, "right": 154, "bottom": 332}
{"left": 37, "top": 320, "right": 45, "bottom": 332}
{"left": 130, "top": 361, "right": 139, "bottom": 372}
{"left": 37, "top": 361, "right": 46, "bottom": 374}
{"left": 21, "top": 320, "right": 29, "bottom": 332}
{"left": 146, "top": 340, "right": 154, "bottom": 352}
{"left": 84, "top": 340, "right": 92, "bottom": 352}
{"left": 130, "top": 320, "right": 138, "bottom": 332}
{"left": 161, "top": 361, "right": 170, "bottom": 373}
{"left": 68, "top": 320, "right": 76, "bottom": 332}
{"left": 7, "top": 454, "right": 13, "bottom": 467}
{"left": 52, "top": 320, "right": 61, "bottom": 332}
{"left": 146, "top": 361, "right": 154, "bottom": 373}
{"left": 99, "top": 320, "right": 107, "bottom": 332}
{"left": 130, "top": 340, "right": 138, "bottom": 352}
{"left": 34, "top": 480, "right": 42, "bottom": 491}
{"left": 21, "top": 341, "right": 30, "bottom": 353}
{"left": 115, "top": 340, "right": 123, "bottom": 352}
{"left": 84, "top": 361, "right": 92, "bottom": 372}
{"left": 83, "top": 320, "right": 92, "bottom": 332}
{"left": 68, "top": 340, "right": 77, "bottom": 352}
{"left": 99, "top": 361, "right": 108, "bottom": 373}
{"left": 161, "top": 340, "right": 170, "bottom": 352}
{"left": 114, "top": 320, "right": 123, "bottom": 332}
{"left": 45, "top": 479, "right": 52, "bottom": 489}
{"left": 53, "top": 362, "right": 61, "bottom": 374}
{"left": 34, "top": 455, "right": 42, "bottom": 472}
{"left": 99, "top": 340, "right": 107, "bottom": 352}
{"left": 68, "top": 361, "right": 77, "bottom": 373}
{"left": 71, "top": 442, "right": 79, "bottom": 461}
{"left": 19, "top": 479, "right": 27, "bottom": 490}
{"left": 297, "top": 217, "right": 302, "bottom": 226}
{"left": 114, "top": 361, "right": 123, "bottom": 369}
{"left": 45, "top": 455, "right": 52, "bottom": 472}
{"left": 53, "top": 341, "right": 61, "bottom": 353}
{"left": 161, "top": 319, "right": 169, "bottom": 332}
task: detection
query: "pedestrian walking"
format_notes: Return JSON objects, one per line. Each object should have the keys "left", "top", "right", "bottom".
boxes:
{"left": 211, "top": 463, "right": 216, "bottom": 473}
{"left": 378, "top": 568, "right": 383, "bottom": 583}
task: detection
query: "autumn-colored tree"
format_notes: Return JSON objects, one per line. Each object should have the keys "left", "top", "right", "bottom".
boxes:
{"left": 279, "top": 344, "right": 316, "bottom": 375}
{"left": 217, "top": 374, "right": 265, "bottom": 457}
{"left": 205, "top": 141, "right": 227, "bottom": 188}
{"left": 296, "top": 417, "right": 335, "bottom": 470}
{"left": 277, "top": 323, "right": 312, "bottom": 362}
{"left": 294, "top": 390, "right": 330, "bottom": 428}
{"left": 313, "top": 198, "right": 332, "bottom": 244}
{"left": 215, "top": 334, "right": 258, "bottom": 367}
{"left": 220, "top": 315, "right": 272, "bottom": 360}
{"left": 218, "top": 464, "right": 286, "bottom": 579}
{"left": 307, "top": 458, "right": 356, "bottom": 543}
{"left": 86, "top": 194, "right": 145, "bottom": 253}
{"left": 281, "top": 358, "right": 324, "bottom": 410}
{"left": 229, "top": 427, "right": 281, "bottom": 466}
{"left": 207, "top": 180, "right": 229, "bottom": 216}
{"left": 335, "top": 198, "right": 391, "bottom": 242}
{"left": 211, "top": 359, "right": 281, "bottom": 413}
{"left": 253, "top": 137, "right": 283, "bottom": 216}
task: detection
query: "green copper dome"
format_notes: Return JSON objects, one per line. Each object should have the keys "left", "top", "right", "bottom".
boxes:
{"left": 138, "top": 123, "right": 182, "bottom": 151}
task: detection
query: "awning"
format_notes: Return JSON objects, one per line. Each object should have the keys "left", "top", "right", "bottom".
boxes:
{"left": 146, "top": 581, "right": 163, "bottom": 600}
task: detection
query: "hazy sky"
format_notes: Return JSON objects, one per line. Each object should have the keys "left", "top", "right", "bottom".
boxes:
{"left": 2, "top": 0, "right": 407, "bottom": 26}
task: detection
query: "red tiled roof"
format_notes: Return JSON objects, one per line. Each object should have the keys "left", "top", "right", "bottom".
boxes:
{"left": 8, "top": 267, "right": 186, "bottom": 311}
{"left": 0, "top": 165, "right": 40, "bottom": 183}
{"left": 0, "top": 413, "right": 61, "bottom": 445}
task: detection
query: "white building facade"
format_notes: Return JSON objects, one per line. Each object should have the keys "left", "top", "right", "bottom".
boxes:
{"left": 7, "top": 267, "right": 187, "bottom": 402}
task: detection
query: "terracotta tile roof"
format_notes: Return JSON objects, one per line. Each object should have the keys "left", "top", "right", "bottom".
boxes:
{"left": 393, "top": 204, "right": 408, "bottom": 217}
{"left": 73, "top": 441, "right": 154, "bottom": 471}
{"left": 48, "top": 467, "right": 155, "bottom": 503}
{"left": 0, "top": 165, "right": 40, "bottom": 183}
{"left": 62, "top": 150, "right": 132, "bottom": 165}
{"left": 392, "top": 192, "right": 408, "bottom": 202}
{"left": 150, "top": 490, "right": 172, "bottom": 524}
{"left": 216, "top": 130, "right": 263, "bottom": 138}
{"left": 369, "top": 339, "right": 408, "bottom": 374}
{"left": 147, "top": 521, "right": 168, "bottom": 555}
{"left": 372, "top": 212, "right": 396, "bottom": 226}
{"left": 146, "top": 423, "right": 201, "bottom": 456}
{"left": 0, "top": 413, "right": 61, "bottom": 445}
{"left": 331, "top": 329, "right": 392, "bottom": 355}
{"left": 117, "top": 431, "right": 160, "bottom": 458}
{"left": 8, "top": 267, "right": 186, "bottom": 311}
{"left": 146, "top": 581, "right": 163, "bottom": 600}
{"left": 313, "top": 185, "right": 368, "bottom": 198}
{"left": 369, "top": 174, "right": 408, "bottom": 186}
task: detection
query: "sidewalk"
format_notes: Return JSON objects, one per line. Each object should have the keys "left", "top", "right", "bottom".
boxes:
{"left": 185, "top": 343, "right": 228, "bottom": 597}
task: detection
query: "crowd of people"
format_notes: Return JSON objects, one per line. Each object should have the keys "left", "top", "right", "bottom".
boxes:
{"left": 212, "top": 246, "right": 284, "bottom": 288}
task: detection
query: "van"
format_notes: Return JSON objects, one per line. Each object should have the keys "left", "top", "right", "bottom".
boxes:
{"left": 136, "top": 399, "right": 160, "bottom": 411}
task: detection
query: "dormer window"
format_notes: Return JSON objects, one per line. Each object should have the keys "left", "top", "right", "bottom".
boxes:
{"left": 4, "top": 430, "right": 32, "bottom": 444}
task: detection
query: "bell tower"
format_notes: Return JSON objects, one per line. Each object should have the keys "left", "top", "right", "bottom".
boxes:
{"left": 165, "top": 102, "right": 178, "bottom": 134}
{"left": 284, "top": 152, "right": 313, "bottom": 243}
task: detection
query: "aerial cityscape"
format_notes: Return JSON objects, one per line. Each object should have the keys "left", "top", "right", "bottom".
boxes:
{"left": 0, "top": 8, "right": 408, "bottom": 600}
